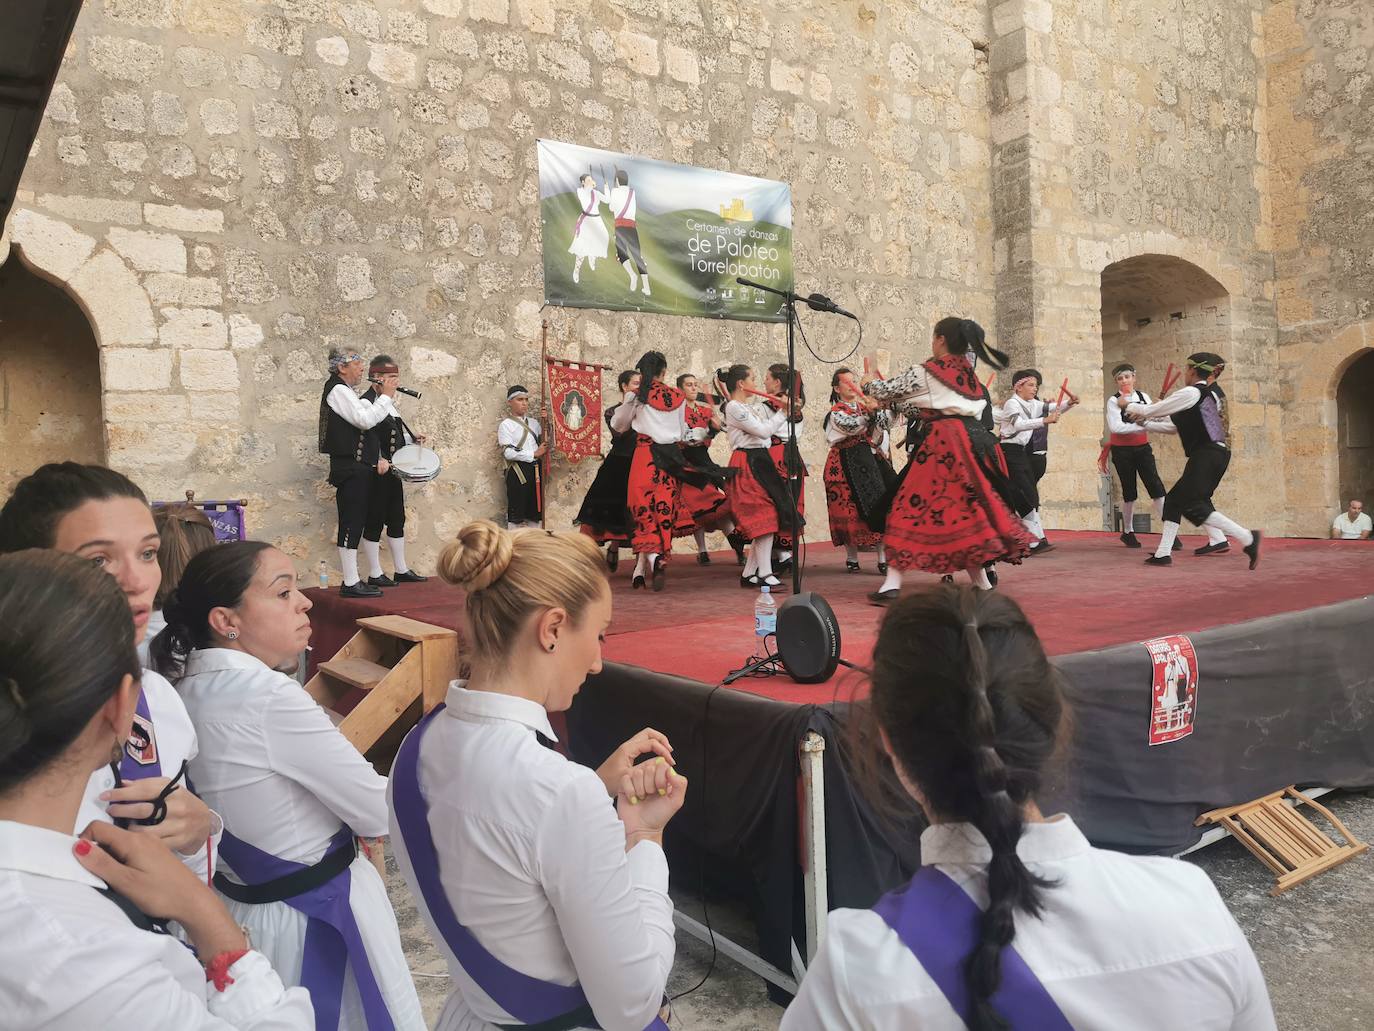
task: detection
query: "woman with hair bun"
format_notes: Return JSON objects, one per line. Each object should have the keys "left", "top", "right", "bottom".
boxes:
{"left": 155, "top": 541, "right": 423, "bottom": 1030}
{"left": 389, "top": 520, "right": 684, "bottom": 1031}
{"left": 0, "top": 463, "right": 218, "bottom": 880}
{"left": 783, "top": 585, "right": 1276, "bottom": 1031}
{"left": 861, "top": 318, "right": 1033, "bottom": 603}
{"left": 0, "top": 550, "right": 312, "bottom": 1028}
{"left": 144, "top": 502, "right": 218, "bottom": 664}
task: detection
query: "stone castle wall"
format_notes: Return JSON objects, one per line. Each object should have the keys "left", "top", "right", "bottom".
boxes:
{"left": 1, "top": 0, "right": 1369, "bottom": 558}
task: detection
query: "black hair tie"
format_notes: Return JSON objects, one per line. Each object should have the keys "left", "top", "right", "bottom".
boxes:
{"left": 108, "top": 759, "right": 188, "bottom": 828}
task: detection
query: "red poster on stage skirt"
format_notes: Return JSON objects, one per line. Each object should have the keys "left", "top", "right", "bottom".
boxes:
{"left": 546, "top": 360, "right": 603, "bottom": 463}
{"left": 1144, "top": 634, "right": 1200, "bottom": 746}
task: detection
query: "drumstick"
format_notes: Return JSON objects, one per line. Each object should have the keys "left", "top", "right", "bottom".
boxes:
{"left": 984, "top": 369, "right": 996, "bottom": 388}
{"left": 1161, "top": 362, "right": 1177, "bottom": 396}
{"left": 1055, "top": 377, "right": 1069, "bottom": 408}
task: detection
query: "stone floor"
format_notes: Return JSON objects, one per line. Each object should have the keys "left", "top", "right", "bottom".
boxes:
{"left": 387, "top": 790, "right": 1374, "bottom": 1029}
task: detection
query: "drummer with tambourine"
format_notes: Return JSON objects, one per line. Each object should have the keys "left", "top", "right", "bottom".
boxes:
{"left": 360, "top": 354, "right": 429, "bottom": 586}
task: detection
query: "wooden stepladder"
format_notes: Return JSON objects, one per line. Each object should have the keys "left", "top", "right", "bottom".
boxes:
{"left": 1196, "top": 786, "right": 1369, "bottom": 895}
{"left": 305, "top": 614, "right": 457, "bottom": 770}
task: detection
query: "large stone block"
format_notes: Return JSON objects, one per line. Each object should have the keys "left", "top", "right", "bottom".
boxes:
{"left": 410, "top": 346, "right": 459, "bottom": 379}
{"left": 10, "top": 208, "right": 97, "bottom": 282}
{"left": 336, "top": 254, "right": 377, "bottom": 301}
{"left": 108, "top": 227, "right": 186, "bottom": 273}
{"left": 200, "top": 98, "right": 239, "bottom": 136}
{"left": 367, "top": 43, "right": 418, "bottom": 85}
{"left": 160, "top": 308, "right": 228, "bottom": 349}
{"left": 70, "top": 250, "right": 157, "bottom": 347}
{"left": 180, "top": 349, "right": 239, "bottom": 391}
{"left": 89, "top": 36, "right": 164, "bottom": 84}
{"left": 144, "top": 204, "right": 224, "bottom": 234}
{"left": 104, "top": 348, "right": 173, "bottom": 391}
{"left": 37, "top": 194, "right": 142, "bottom": 226}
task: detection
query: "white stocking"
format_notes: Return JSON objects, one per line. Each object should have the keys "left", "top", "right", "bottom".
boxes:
{"left": 1203, "top": 512, "right": 1253, "bottom": 547}
{"left": 386, "top": 535, "right": 410, "bottom": 574}
{"left": 753, "top": 533, "right": 775, "bottom": 578}
{"left": 1121, "top": 500, "right": 1135, "bottom": 530}
{"left": 634, "top": 552, "right": 647, "bottom": 578}
{"left": 967, "top": 565, "right": 993, "bottom": 590}
{"left": 1021, "top": 509, "right": 1045, "bottom": 540}
{"left": 338, "top": 547, "right": 361, "bottom": 587}
{"left": 1205, "top": 524, "right": 1226, "bottom": 545}
{"left": 1155, "top": 521, "right": 1181, "bottom": 558}
{"left": 694, "top": 528, "right": 708, "bottom": 554}
{"left": 360, "top": 539, "right": 383, "bottom": 578}
{"left": 845, "top": 543, "right": 859, "bottom": 562}
{"left": 1151, "top": 496, "right": 1165, "bottom": 522}
{"left": 879, "top": 567, "right": 903, "bottom": 593}
{"left": 877, "top": 541, "right": 887, "bottom": 564}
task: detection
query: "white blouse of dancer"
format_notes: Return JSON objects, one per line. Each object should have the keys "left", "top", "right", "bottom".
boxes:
{"left": 999, "top": 395, "right": 1074, "bottom": 447}
{"left": 77, "top": 666, "right": 221, "bottom": 884}
{"left": 389, "top": 683, "right": 675, "bottom": 1031}
{"left": 568, "top": 186, "right": 610, "bottom": 257}
{"left": 0, "top": 820, "right": 313, "bottom": 1030}
{"left": 609, "top": 390, "right": 689, "bottom": 444}
{"left": 177, "top": 647, "right": 424, "bottom": 1030}
{"left": 724, "top": 400, "right": 788, "bottom": 450}
{"left": 826, "top": 403, "right": 885, "bottom": 447}
{"left": 499, "top": 416, "right": 543, "bottom": 464}
{"left": 864, "top": 364, "right": 987, "bottom": 422}
{"left": 781, "top": 815, "right": 1276, "bottom": 1031}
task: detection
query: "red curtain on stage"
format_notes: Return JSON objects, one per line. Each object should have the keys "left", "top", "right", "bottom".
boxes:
{"left": 546, "top": 360, "right": 603, "bottom": 463}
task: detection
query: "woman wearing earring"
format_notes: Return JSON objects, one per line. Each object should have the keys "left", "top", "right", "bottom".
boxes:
{"left": 824, "top": 368, "right": 893, "bottom": 573}
{"left": 389, "top": 521, "right": 684, "bottom": 1031}
{"left": 575, "top": 369, "right": 641, "bottom": 572}
{"left": 153, "top": 542, "right": 424, "bottom": 1030}
{"left": 0, "top": 550, "right": 313, "bottom": 1028}
{"left": 0, "top": 464, "right": 218, "bottom": 880}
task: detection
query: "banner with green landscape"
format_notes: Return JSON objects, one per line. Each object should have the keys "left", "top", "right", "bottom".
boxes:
{"left": 537, "top": 139, "right": 793, "bottom": 323}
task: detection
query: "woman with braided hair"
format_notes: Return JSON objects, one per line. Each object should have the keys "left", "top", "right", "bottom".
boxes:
{"left": 783, "top": 586, "right": 1275, "bottom": 1030}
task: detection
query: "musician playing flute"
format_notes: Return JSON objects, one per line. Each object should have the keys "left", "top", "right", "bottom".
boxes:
{"left": 360, "top": 354, "right": 428, "bottom": 586}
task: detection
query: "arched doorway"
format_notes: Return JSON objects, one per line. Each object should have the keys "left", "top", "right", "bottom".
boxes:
{"left": 1336, "top": 349, "right": 1374, "bottom": 513}
{"left": 0, "top": 253, "right": 104, "bottom": 491}
{"left": 1099, "top": 254, "right": 1232, "bottom": 532}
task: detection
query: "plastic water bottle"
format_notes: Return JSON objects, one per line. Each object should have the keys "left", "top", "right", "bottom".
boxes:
{"left": 754, "top": 585, "right": 777, "bottom": 652}
{"left": 317, "top": 560, "right": 329, "bottom": 589}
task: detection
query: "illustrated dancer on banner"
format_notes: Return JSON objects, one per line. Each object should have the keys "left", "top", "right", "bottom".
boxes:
{"left": 575, "top": 369, "right": 640, "bottom": 571}
{"left": 499, "top": 385, "right": 546, "bottom": 530}
{"left": 824, "top": 368, "right": 893, "bottom": 574}
{"left": 1105, "top": 362, "right": 1212, "bottom": 553}
{"left": 319, "top": 349, "right": 401, "bottom": 598}
{"left": 1121, "top": 352, "right": 1262, "bottom": 568}
{"left": 611, "top": 352, "right": 729, "bottom": 591}
{"left": 861, "top": 318, "right": 1032, "bottom": 604}
{"left": 153, "top": 543, "right": 424, "bottom": 1030}
{"left": 607, "top": 170, "right": 651, "bottom": 296}
{"left": 674, "top": 372, "right": 736, "bottom": 565}
{"left": 719, "top": 364, "right": 805, "bottom": 590}
{"left": 568, "top": 172, "right": 609, "bottom": 285}
{"left": 1000, "top": 369, "right": 1078, "bottom": 555}
{"left": 763, "top": 364, "right": 806, "bottom": 573}
{"left": 360, "top": 354, "right": 428, "bottom": 587}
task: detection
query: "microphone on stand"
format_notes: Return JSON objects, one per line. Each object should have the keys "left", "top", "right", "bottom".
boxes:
{"left": 803, "top": 293, "right": 858, "bottom": 320}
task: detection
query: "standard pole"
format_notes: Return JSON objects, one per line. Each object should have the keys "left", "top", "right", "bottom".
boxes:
{"left": 785, "top": 299, "right": 803, "bottom": 594}
{"left": 539, "top": 320, "right": 549, "bottom": 529}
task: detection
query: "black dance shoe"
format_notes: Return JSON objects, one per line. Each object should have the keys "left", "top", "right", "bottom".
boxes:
{"left": 393, "top": 570, "right": 428, "bottom": 583}
{"left": 774, "top": 555, "right": 794, "bottom": 573}
{"left": 740, "top": 573, "right": 759, "bottom": 589}
{"left": 368, "top": 574, "right": 397, "bottom": 588}
{"left": 606, "top": 548, "right": 620, "bottom": 572}
{"left": 341, "top": 581, "right": 383, "bottom": 598}
{"left": 697, "top": 552, "right": 711, "bottom": 565}
{"left": 1194, "top": 542, "right": 1229, "bottom": 556}
{"left": 1171, "top": 538, "right": 1183, "bottom": 551}
{"left": 845, "top": 560, "right": 861, "bottom": 573}
{"left": 941, "top": 574, "right": 955, "bottom": 584}
{"left": 632, "top": 572, "right": 646, "bottom": 589}
{"left": 877, "top": 561, "right": 888, "bottom": 574}
{"left": 651, "top": 558, "right": 666, "bottom": 592}
{"left": 984, "top": 563, "right": 999, "bottom": 588}
{"left": 1121, "top": 531, "right": 1141, "bottom": 548}
{"left": 728, "top": 530, "right": 747, "bottom": 565}
{"left": 1243, "top": 530, "right": 1262, "bottom": 570}
{"left": 1029, "top": 540, "right": 1055, "bottom": 556}
{"left": 1144, "top": 555, "right": 1172, "bottom": 567}
{"left": 868, "top": 588, "right": 900, "bottom": 606}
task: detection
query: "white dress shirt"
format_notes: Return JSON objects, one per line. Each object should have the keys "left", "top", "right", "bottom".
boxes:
{"left": 78, "top": 666, "right": 221, "bottom": 884}
{"left": 1107, "top": 390, "right": 1176, "bottom": 437}
{"left": 1125, "top": 383, "right": 1206, "bottom": 422}
{"left": 499, "top": 416, "right": 542, "bottom": 463}
{"left": 327, "top": 382, "right": 395, "bottom": 431}
{"left": 607, "top": 184, "right": 638, "bottom": 222}
{"left": 1333, "top": 511, "right": 1372, "bottom": 539}
{"left": 0, "top": 820, "right": 313, "bottom": 1030}
{"left": 864, "top": 365, "right": 987, "bottom": 422}
{"left": 999, "top": 396, "right": 1073, "bottom": 447}
{"left": 725, "top": 399, "right": 788, "bottom": 450}
{"left": 176, "top": 648, "right": 423, "bottom": 1030}
{"left": 389, "top": 684, "right": 675, "bottom": 1031}
{"left": 137, "top": 608, "right": 168, "bottom": 666}
{"left": 609, "top": 393, "right": 688, "bottom": 445}
{"left": 782, "top": 816, "right": 1275, "bottom": 1031}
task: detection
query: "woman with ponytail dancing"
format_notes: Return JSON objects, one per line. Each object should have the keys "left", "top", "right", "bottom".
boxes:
{"left": 763, "top": 364, "right": 806, "bottom": 571}
{"left": 861, "top": 318, "right": 1032, "bottom": 603}
{"left": 783, "top": 586, "right": 1275, "bottom": 1030}
{"left": 824, "top": 368, "right": 894, "bottom": 573}
{"left": 575, "top": 369, "right": 641, "bottom": 572}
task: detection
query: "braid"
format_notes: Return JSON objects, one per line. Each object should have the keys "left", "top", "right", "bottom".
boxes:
{"left": 958, "top": 595, "right": 1052, "bottom": 1031}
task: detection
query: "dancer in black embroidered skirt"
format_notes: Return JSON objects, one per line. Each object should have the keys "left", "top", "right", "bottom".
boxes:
{"left": 574, "top": 369, "right": 639, "bottom": 572}
{"left": 824, "top": 368, "right": 894, "bottom": 573}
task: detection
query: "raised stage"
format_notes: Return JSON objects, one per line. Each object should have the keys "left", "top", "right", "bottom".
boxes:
{"left": 304, "top": 531, "right": 1374, "bottom": 988}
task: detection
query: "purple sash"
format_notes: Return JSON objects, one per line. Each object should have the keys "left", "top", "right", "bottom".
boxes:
{"left": 120, "top": 689, "right": 161, "bottom": 781}
{"left": 873, "top": 866, "right": 1074, "bottom": 1030}
{"left": 218, "top": 829, "right": 395, "bottom": 1031}
{"left": 392, "top": 705, "right": 669, "bottom": 1030}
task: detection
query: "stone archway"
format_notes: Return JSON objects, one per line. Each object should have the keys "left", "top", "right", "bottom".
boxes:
{"left": 1336, "top": 349, "right": 1374, "bottom": 512}
{"left": 1100, "top": 254, "right": 1233, "bottom": 532}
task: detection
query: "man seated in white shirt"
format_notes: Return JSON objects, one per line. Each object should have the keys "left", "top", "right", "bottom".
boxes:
{"left": 1331, "top": 499, "right": 1371, "bottom": 540}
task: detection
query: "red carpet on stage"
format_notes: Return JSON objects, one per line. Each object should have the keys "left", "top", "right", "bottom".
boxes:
{"left": 303, "top": 531, "right": 1374, "bottom": 707}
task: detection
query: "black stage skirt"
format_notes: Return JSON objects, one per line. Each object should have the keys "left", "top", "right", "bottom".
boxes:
{"left": 575, "top": 453, "right": 633, "bottom": 544}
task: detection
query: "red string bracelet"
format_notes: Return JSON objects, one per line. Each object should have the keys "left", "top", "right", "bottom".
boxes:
{"left": 205, "top": 949, "right": 249, "bottom": 992}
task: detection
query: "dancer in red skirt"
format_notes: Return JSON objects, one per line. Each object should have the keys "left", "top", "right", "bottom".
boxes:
{"left": 861, "top": 317, "right": 1033, "bottom": 604}
{"left": 673, "top": 372, "right": 737, "bottom": 564}
{"left": 763, "top": 363, "right": 805, "bottom": 572}
{"left": 574, "top": 368, "right": 639, "bottom": 571}
{"left": 824, "top": 368, "right": 895, "bottom": 573}
{"left": 719, "top": 364, "right": 803, "bottom": 589}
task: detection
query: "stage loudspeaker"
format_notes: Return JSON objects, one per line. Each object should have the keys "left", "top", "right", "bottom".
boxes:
{"left": 776, "top": 592, "right": 842, "bottom": 683}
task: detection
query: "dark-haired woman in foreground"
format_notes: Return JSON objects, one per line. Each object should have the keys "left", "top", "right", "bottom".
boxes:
{"left": 861, "top": 318, "right": 1032, "bottom": 603}
{"left": 155, "top": 542, "right": 423, "bottom": 1030}
{"left": 782, "top": 586, "right": 1275, "bottom": 1030}
{"left": 0, "top": 550, "right": 311, "bottom": 1028}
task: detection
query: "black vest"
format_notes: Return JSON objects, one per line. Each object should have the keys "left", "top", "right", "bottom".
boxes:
{"left": 319, "top": 376, "right": 378, "bottom": 465}
{"left": 1170, "top": 381, "right": 1227, "bottom": 457}
{"left": 361, "top": 387, "right": 407, "bottom": 460}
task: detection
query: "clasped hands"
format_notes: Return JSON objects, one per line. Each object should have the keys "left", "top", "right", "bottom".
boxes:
{"left": 596, "top": 728, "right": 687, "bottom": 847}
